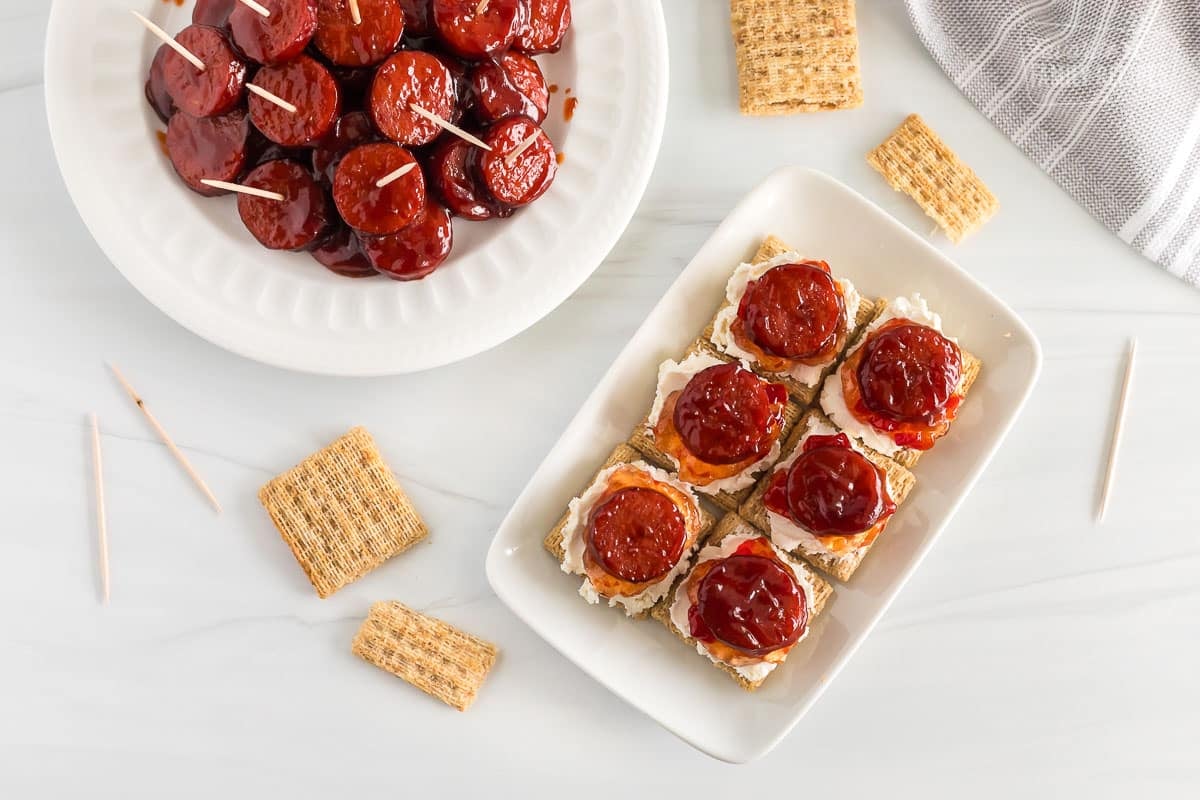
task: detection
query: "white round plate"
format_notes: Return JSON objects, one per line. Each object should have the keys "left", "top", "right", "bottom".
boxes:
{"left": 45, "top": 0, "right": 668, "bottom": 375}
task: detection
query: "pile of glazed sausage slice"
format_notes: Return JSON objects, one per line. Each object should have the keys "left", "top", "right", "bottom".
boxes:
{"left": 146, "top": 0, "right": 569, "bottom": 280}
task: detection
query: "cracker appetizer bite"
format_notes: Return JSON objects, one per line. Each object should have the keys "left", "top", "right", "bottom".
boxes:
{"left": 545, "top": 445, "right": 714, "bottom": 617}
{"left": 631, "top": 347, "right": 802, "bottom": 510}
{"left": 741, "top": 409, "right": 916, "bottom": 581}
{"left": 820, "top": 294, "right": 981, "bottom": 467}
{"left": 654, "top": 514, "right": 831, "bottom": 691}
{"left": 707, "top": 238, "right": 881, "bottom": 404}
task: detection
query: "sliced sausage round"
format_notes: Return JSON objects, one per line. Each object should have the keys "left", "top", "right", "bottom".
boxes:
{"left": 426, "top": 136, "right": 495, "bottom": 220}
{"left": 237, "top": 160, "right": 333, "bottom": 250}
{"left": 145, "top": 45, "right": 176, "bottom": 123}
{"left": 514, "top": 0, "right": 570, "bottom": 54}
{"left": 585, "top": 487, "right": 687, "bottom": 584}
{"left": 368, "top": 51, "right": 458, "bottom": 146}
{"left": 333, "top": 143, "right": 426, "bottom": 234}
{"left": 311, "top": 224, "right": 377, "bottom": 277}
{"left": 476, "top": 115, "right": 556, "bottom": 207}
{"left": 361, "top": 200, "right": 453, "bottom": 280}
{"left": 192, "top": 0, "right": 236, "bottom": 27}
{"left": 312, "top": 111, "right": 378, "bottom": 187}
{"left": 166, "top": 108, "right": 251, "bottom": 196}
{"left": 314, "top": 0, "right": 405, "bottom": 67}
{"left": 467, "top": 51, "right": 548, "bottom": 124}
{"left": 398, "top": 0, "right": 434, "bottom": 36}
{"left": 248, "top": 55, "right": 341, "bottom": 146}
{"left": 431, "top": 0, "right": 520, "bottom": 60}
{"left": 230, "top": 0, "right": 318, "bottom": 65}
{"left": 163, "top": 25, "right": 246, "bottom": 118}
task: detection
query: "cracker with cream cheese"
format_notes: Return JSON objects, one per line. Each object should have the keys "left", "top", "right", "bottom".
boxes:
{"left": 651, "top": 513, "right": 832, "bottom": 691}
{"left": 740, "top": 408, "right": 916, "bottom": 581}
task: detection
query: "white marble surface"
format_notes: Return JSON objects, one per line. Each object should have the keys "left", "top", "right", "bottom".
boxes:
{"left": 5, "top": 0, "right": 1200, "bottom": 796}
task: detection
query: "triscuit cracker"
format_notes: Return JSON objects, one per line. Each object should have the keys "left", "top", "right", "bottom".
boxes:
{"left": 700, "top": 234, "right": 887, "bottom": 405}
{"left": 650, "top": 513, "right": 832, "bottom": 691}
{"left": 543, "top": 443, "right": 718, "bottom": 619}
{"left": 259, "top": 427, "right": 428, "bottom": 598}
{"left": 628, "top": 343, "right": 806, "bottom": 512}
{"left": 867, "top": 114, "right": 999, "bottom": 243}
{"left": 542, "top": 443, "right": 687, "bottom": 562}
{"left": 740, "top": 408, "right": 917, "bottom": 581}
{"left": 352, "top": 601, "right": 497, "bottom": 711}
{"left": 730, "top": 0, "right": 863, "bottom": 115}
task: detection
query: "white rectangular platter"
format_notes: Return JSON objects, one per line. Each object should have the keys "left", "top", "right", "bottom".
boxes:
{"left": 486, "top": 166, "right": 1041, "bottom": 763}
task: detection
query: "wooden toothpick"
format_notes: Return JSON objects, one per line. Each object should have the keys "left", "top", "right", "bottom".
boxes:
{"left": 1097, "top": 337, "right": 1137, "bottom": 523}
{"left": 107, "top": 364, "right": 223, "bottom": 514}
{"left": 90, "top": 413, "right": 111, "bottom": 605}
{"left": 199, "top": 179, "right": 285, "bottom": 200}
{"left": 349, "top": 0, "right": 362, "bottom": 24}
{"left": 246, "top": 83, "right": 298, "bottom": 114}
{"left": 409, "top": 104, "right": 492, "bottom": 151}
{"left": 236, "top": 0, "right": 271, "bottom": 16}
{"left": 505, "top": 130, "right": 542, "bottom": 164}
{"left": 475, "top": 0, "right": 489, "bottom": 14}
{"left": 376, "top": 162, "right": 417, "bottom": 188}
{"left": 131, "top": 10, "right": 206, "bottom": 72}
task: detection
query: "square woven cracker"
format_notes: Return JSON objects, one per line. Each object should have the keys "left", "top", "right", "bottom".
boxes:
{"left": 544, "top": 443, "right": 717, "bottom": 619}
{"left": 650, "top": 513, "right": 832, "bottom": 691}
{"left": 259, "top": 427, "right": 428, "bottom": 598}
{"left": 629, "top": 341, "right": 806, "bottom": 512}
{"left": 352, "top": 601, "right": 497, "bottom": 711}
{"left": 740, "top": 408, "right": 916, "bottom": 581}
{"left": 867, "top": 114, "right": 999, "bottom": 243}
{"left": 543, "top": 443, "right": 716, "bottom": 561}
{"left": 702, "top": 235, "right": 886, "bottom": 405}
{"left": 730, "top": 0, "right": 863, "bottom": 115}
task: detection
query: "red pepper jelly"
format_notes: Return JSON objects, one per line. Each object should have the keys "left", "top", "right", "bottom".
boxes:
{"left": 688, "top": 546, "right": 806, "bottom": 657}
{"left": 763, "top": 433, "right": 895, "bottom": 536}
{"left": 841, "top": 319, "right": 963, "bottom": 450}
{"left": 671, "top": 363, "right": 788, "bottom": 466}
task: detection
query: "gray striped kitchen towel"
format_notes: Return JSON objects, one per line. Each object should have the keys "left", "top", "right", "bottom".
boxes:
{"left": 906, "top": 0, "right": 1200, "bottom": 286}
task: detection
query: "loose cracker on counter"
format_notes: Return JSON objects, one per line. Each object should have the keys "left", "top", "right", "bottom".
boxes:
{"left": 730, "top": 0, "right": 863, "bottom": 115}
{"left": 259, "top": 427, "right": 428, "bottom": 598}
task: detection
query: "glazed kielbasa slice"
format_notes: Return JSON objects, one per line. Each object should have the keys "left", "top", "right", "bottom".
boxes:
{"left": 145, "top": 45, "right": 176, "bottom": 123}
{"left": 585, "top": 487, "right": 687, "bottom": 584}
{"left": 312, "top": 111, "right": 378, "bottom": 187}
{"left": 314, "top": 0, "right": 405, "bottom": 67}
{"left": 426, "top": 136, "right": 496, "bottom": 220}
{"left": 476, "top": 115, "right": 557, "bottom": 207}
{"left": 398, "top": 0, "right": 434, "bottom": 36}
{"left": 166, "top": 108, "right": 251, "bottom": 196}
{"left": 514, "top": 0, "right": 570, "bottom": 54}
{"left": 368, "top": 51, "right": 457, "bottom": 146}
{"left": 431, "top": 0, "right": 520, "bottom": 60}
{"left": 310, "top": 224, "right": 377, "bottom": 277}
{"left": 333, "top": 143, "right": 426, "bottom": 234}
{"left": 467, "top": 51, "right": 548, "bottom": 124}
{"left": 192, "top": 0, "right": 236, "bottom": 27}
{"left": 248, "top": 55, "right": 341, "bottom": 146}
{"left": 361, "top": 200, "right": 453, "bottom": 280}
{"left": 738, "top": 263, "right": 845, "bottom": 360}
{"left": 230, "top": 0, "right": 318, "bottom": 65}
{"left": 237, "top": 160, "right": 333, "bottom": 250}
{"left": 163, "top": 25, "right": 246, "bottom": 118}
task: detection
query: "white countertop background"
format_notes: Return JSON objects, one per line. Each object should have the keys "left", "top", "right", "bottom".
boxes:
{"left": 4, "top": 1, "right": 1200, "bottom": 796}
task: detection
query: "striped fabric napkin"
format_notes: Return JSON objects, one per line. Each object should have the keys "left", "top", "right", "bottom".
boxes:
{"left": 906, "top": 0, "right": 1200, "bottom": 286}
